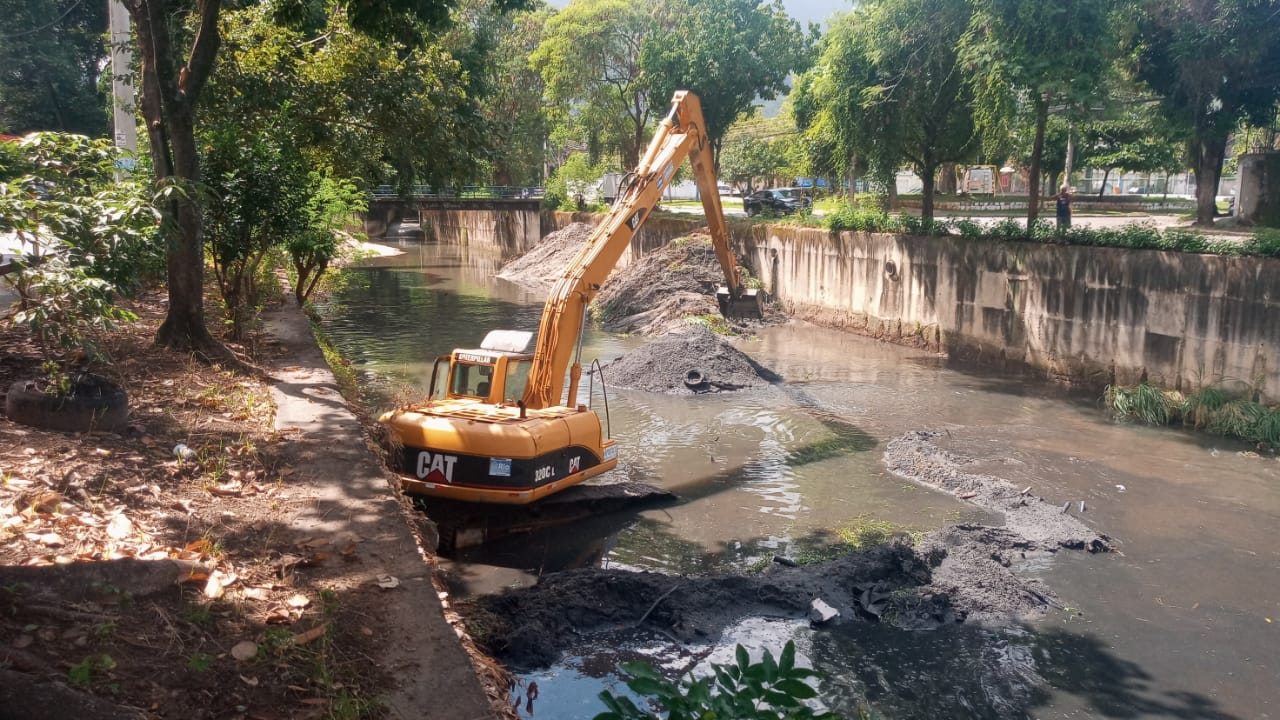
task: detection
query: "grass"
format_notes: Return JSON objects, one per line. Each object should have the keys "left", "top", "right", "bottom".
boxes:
{"left": 783, "top": 516, "right": 917, "bottom": 567}
{"left": 1105, "top": 382, "right": 1280, "bottom": 449}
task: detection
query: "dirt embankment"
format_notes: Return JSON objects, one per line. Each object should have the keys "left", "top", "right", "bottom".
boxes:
{"left": 470, "top": 431, "right": 1111, "bottom": 670}
{"left": 498, "top": 226, "right": 780, "bottom": 338}
{"left": 496, "top": 222, "right": 594, "bottom": 298}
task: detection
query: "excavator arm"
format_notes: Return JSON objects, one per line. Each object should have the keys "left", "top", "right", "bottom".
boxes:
{"left": 521, "top": 91, "right": 757, "bottom": 410}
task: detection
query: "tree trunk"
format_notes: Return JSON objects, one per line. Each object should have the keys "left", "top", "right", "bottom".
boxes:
{"left": 126, "top": 0, "right": 232, "bottom": 361}
{"left": 1191, "top": 133, "right": 1228, "bottom": 226}
{"left": 1097, "top": 168, "right": 1111, "bottom": 197}
{"left": 847, "top": 152, "right": 858, "bottom": 201}
{"left": 920, "top": 161, "right": 937, "bottom": 223}
{"left": 939, "top": 161, "right": 957, "bottom": 194}
{"left": 1026, "top": 95, "right": 1048, "bottom": 226}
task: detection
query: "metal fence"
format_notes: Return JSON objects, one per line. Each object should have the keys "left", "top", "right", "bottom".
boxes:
{"left": 370, "top": 185, "right": 544, "bottom": 200}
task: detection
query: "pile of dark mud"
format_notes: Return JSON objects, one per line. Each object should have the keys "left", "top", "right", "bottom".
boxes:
{"left": 467, "top": 431, "right": 1113, "bottom": 670}
{"left": 603, "top": 324, "right": 781, "bottom": 394}
{"left": 496, "top": 222, "right": 594, "bottom": 297}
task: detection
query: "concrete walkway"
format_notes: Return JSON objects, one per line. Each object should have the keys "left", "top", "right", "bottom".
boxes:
{"left": 263, "top": 301, "right": 495, "bottom": 720}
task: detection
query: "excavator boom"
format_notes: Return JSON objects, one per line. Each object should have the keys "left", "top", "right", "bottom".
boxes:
{"left": 522, "top": 91, "right": 760, "bottom": 410}
{"left": 379, "top": 91, "right": 757, "bottom": 505}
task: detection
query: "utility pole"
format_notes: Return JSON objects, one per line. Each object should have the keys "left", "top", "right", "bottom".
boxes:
{"left": 107, "top": 0, "right": 137, "bottom": 157}
{"left": 1063, "top": 122, "right": 1074, "bottom": 188}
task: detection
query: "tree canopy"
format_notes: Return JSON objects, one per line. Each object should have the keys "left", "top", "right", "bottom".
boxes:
{"left": 639, "top": 0, "right": 814, "bottom": 166}
{"left": 961, "top": 0, "right": 1120, "bottom": 223}
{"left": 1132, "top": 0, "right": 1280, "bottom": 224}
{"left": 0, "top": 0, "right": 108, "bottom": 136}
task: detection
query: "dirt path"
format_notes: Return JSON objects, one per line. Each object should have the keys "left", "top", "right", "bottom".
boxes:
{"left": 264, "top": 304, "right": 497, "bottom": 720}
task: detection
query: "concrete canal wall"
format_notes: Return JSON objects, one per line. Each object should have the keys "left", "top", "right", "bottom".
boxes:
{"left": 744, "top": 225, "right": 1279, "bottom": 402}
{"left": 365, "top": 205, "right": 1279, "bottom": 401}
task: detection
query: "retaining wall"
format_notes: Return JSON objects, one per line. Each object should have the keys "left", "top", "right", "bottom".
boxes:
{"left": 541, "top": 212, "right": 1280, "bottom": 402}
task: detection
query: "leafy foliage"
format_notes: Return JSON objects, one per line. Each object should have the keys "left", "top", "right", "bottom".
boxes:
{"left": 289, "top": 172, "right": 367, "bottom": 306}
{"left": 595, "top": 641, "right": 833, "bottom": 720}
{"left": 640, "top": 0, "right": 814, "bottom": 165}
{"left": 0, "top": 133, "right": 154, "bottom": 369}
{"left": 532, "top": 0, "right": 655, "bottom": 171}
{"left": 1131, "top": 0, "right": 1280, "bottom": 224}
{"left": 795, "top": 0, "right": 977, "bottom": 221}
{"left": 960, "top": 0, "right": 1119, "bottom": 224}
{"left": 0, "top": 0, "right": 108, "bottom": 135}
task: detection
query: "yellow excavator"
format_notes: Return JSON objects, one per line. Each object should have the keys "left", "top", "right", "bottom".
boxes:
{"left": 378, "top": 91, "right": 762, "bottom": 504}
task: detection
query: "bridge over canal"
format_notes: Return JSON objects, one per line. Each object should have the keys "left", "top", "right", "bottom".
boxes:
{"left": 364, "top": 186, "right": 545, "bottom": 256}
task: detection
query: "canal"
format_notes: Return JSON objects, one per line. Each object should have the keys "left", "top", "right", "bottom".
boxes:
{"left": 316, "top": 240, "right": 1278, "bottom": 719}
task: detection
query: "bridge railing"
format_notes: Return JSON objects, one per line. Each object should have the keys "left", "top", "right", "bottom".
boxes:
{"left": 370, "top": 185, "right": 544, "bottom": 200}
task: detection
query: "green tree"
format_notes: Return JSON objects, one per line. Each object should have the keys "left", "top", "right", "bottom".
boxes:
{"left": 792, "top": 31, "right": 875, "bottom": 201}
{"left": 1131, "top": 0, "right": 1280, "bottom": 225}
{"left": 640, "top": 0, "right": 814, "bottom": 167}
{"left": 961, "top": 0, "right": 1120, "bottom": 225}
{"left": 1079, "top": 107, "right": 1183, "bottom": 197}
{"left": 860, "top": 0, "right": 978, "bottom": 221}
{"left": 719, "top": 112, "right": 800, "bottom": 193}
{"left": 0, "top": 0, "right": 108, "bottom": 136}
{"left": 476, "top": 4, "right": 551, "bottom": 185}
{"left": 119, "top": 0, "right": 525, "bottom": 359}
{"left": 531, "top": 0, "right": 654, "bottom": 170}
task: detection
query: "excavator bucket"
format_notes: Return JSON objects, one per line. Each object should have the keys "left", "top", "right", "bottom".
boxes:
{"left": 716, "top": 286, "right": 765, "bottom": 319}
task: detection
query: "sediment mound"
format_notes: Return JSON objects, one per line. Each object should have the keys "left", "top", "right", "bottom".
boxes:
{"left": 603, "top": 324, "right": 781, "bottom": 394}
{"left": 499, "top": 227, "right": 779, "bottom": 336}
{"left": 593, "top": 234, "right": 729, "bottom": 335}
{"left": 883, "top": 430, "right": 1111, "bottom": 552}
{"left": 496, "top": 222, "right": 594, "bottom": 297}
{"left": 468, "top": 431, "right": 1114, "bottom": 670}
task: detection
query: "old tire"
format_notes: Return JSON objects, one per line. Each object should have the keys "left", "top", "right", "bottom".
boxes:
{"left": 684, "top": 369, "right": 708, "bottom": 390}
{"left": 5, "top": 376, "right": 129, "bottom": 433}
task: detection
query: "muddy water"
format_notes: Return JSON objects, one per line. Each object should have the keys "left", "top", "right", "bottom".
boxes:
{"left": 317, "top": 242, "right": 1279, "bottom": 720}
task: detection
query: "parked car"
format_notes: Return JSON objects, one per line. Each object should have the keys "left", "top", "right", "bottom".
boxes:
{"left": 743, "top": 187, "right": 811, "bottom": 216}
{"left": 717, "top": 183, "right": 733, "bottom": 196}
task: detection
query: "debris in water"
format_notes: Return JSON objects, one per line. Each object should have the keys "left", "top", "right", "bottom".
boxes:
{"left": 1060, "top": 501, "right": 1070, "bottom": 513}
{"left": 1020, "top": 486, "right": 1032, "bottom": 496}
{"left": 1115, "top": 484, "right": 1127, "bottom": 492}
{"left": 1079, "top": 501, "right": 1087, "bottom": 513}
{"left": 810, "top": 598, "right": 840, "bottom": 624}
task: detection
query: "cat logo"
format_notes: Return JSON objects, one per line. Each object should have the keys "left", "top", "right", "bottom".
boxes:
{"left": 416, "top": 451, "right": 458, "bottom": 483}
{"left": 568, "top": 455, "right": 581, "bottom": 474}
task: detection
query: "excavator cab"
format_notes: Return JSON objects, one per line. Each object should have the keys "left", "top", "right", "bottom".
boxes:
{"left": 427, "top": 330, "right": 536, "bottom": 405}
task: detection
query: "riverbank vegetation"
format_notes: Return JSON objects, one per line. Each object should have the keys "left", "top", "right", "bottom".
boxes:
{"left": 1105, "top": 383, "right": 1280, "bottom": 449}
{"left": 824, "top": 205, "right": 1280, "bottom": 258}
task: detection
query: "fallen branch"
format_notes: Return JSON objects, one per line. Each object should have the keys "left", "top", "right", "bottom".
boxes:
{"left": 18, "top": 604, "right": 116, "bottom": 624}
{"left": 636, "top": 583, "right": 682, "bottom": 628}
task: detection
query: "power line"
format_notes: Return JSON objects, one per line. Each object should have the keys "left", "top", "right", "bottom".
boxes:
{"left": 0, "top": 0, "right": 85, "bottom": 40}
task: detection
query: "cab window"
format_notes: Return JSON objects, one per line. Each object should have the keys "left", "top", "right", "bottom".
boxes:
{"left": 450, "top": 362, "right": 494, "bottom": 398}
{"left": 504, "top": 358, "right": 533, "bottom": 402}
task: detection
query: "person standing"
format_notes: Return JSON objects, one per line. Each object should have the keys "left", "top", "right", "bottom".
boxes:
{"left": 1055, "top": 184, "right": 1073, "bottom": 229}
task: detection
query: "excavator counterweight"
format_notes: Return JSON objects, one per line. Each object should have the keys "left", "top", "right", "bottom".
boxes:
{"left": 379, "top": 91, "right": 758, "bottom": 504}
